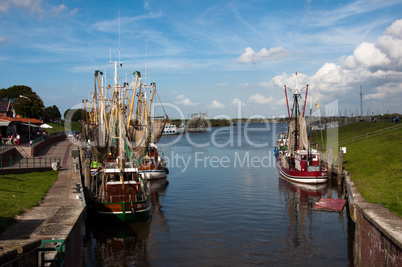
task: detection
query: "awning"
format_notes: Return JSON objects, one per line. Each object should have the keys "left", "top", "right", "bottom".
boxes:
{"left": 18, "top": 122, "right": 41, "bottom": 127}
{"left": 0, "top": 120, "right": 10, "bottom": 126}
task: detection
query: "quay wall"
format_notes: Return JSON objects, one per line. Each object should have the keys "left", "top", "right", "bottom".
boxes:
{"left": 344, "top": 171, "right": 402, "bottom": 266}
{"left": 0, "top": 208, "right": 86, "bottom": 267}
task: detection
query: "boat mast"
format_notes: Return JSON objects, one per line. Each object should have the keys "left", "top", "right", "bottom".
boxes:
{"left": 284, "top": 85, "right": 291, "bottom": 122}
{"left": 302, "top": 85, "right": 309, "bottom": 117}
{"left": 294, "top": 72, "right": 299, "bottom": 152}
{"left": 294, "top": 89, "right": 299, "bottom": 152}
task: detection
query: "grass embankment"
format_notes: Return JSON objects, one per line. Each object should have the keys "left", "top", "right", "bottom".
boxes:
{"left": 312, "top": 121, "right": 402, "bottom": 217}
{"left": 0, "top": 170, "right": 58, "bottom": 233}
{"left": 47, "top": 121, "right": 81, "bottom": 134}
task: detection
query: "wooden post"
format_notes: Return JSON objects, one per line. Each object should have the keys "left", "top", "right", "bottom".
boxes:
{"left": 84, "top": 158, "right": 91, "bottom": 192}
{"left": 327, "top": 147, "right": 333, "bottom": 179}
{"left": 327, "top": 177, "right": 333, "bottom": 198}
{"left": 338, "top": 150, "right": 344, "bottom": 185}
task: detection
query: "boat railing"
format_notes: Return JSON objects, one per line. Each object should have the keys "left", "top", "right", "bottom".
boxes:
{"left": 97, "top": 193, "right": 148, "bottom": 203}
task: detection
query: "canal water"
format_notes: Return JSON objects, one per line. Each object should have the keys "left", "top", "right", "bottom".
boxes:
{"left": 83, "top": 123, "right": 353, "bottom": 266}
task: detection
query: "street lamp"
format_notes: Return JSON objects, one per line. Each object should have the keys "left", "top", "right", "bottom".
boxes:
{"left": 19, "top": 95, "right": 31, "bottom": 101}
{"left": 19, "top": 95, "right": 31, "bottom": 147}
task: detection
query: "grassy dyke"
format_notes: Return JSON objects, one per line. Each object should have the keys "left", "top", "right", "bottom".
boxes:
{"left": 311, "top": 121, "right": 402, "bottom": 217}
{"left": 0, "top": 170, "right": 58, "bottom": 233}
{"left": 47, "top": 121, "right": 81, "bottom": 134}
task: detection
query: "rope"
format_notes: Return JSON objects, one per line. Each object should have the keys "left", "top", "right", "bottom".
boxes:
{"left": 155, "top": 88, "right": 167, "bottom": 117}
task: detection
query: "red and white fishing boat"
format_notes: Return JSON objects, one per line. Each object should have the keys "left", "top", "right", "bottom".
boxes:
{"left": 276, "top": 73, "right": 328, "bottom": 184}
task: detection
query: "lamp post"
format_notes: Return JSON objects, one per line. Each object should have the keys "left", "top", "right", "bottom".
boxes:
{"left": 19, "top": 95, "right": 31, "bottom": 146}
{"left": 19, "top": 95, "right": 31, "bottom": 101}
{"left": 28, "top": 120, "right": 31, "bottom": 147}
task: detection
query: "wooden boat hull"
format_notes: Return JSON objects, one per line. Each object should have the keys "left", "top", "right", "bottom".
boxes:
{"left": 277, "top": 160, "right": 328, "bottom": 184}
{"left": 90, "top": 199, "right": 151, "bottom": 224}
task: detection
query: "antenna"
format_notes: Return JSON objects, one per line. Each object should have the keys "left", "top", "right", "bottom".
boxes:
{"left": 119, "top": 10, "right": 121, "bottom": 62}
{"left": 145, "top": 40, "right": 148, "bottom": 81}
{"left": 359, "top": 85, "right": 363, "bottom": 118}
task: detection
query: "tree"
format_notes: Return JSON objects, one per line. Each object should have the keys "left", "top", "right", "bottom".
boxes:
{"left": 64, "top": 108, "right": 86, "bottom": 122}
{"left": 2, "top": 85, "right": 45, "bottom": 119}
{"left": 42, "top": 105, "right": 61, "bottom": 123}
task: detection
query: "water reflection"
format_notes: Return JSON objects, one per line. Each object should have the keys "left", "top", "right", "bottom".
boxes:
{"left": 83, "top": 179, "right": 169, "bottom": 267}
{"left": 83, "top": 219, "right": 151, "bottom": 266}
{"left": 278, "top": 178, "right": 327, "bottom": 261}
{"left": 148, "top": 178, "right": 170, "bottom": 233}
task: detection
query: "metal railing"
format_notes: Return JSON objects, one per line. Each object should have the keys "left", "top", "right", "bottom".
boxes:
{"left": 39, "top": 239, "right": 66, "bottom": 267}
{"left": 0, "top": 156, "right": 61, "bottom": 169}
{"left": 31, "top": 131, "right": 65, "bottom": 146}
{"left": 326, "top": 123, "right": 401, "bottom": 148}
{"left": 0, "top": 144, "right": 14, "bottom": 153}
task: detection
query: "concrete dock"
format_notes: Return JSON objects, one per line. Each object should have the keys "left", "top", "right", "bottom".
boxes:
{"left": 0, "top": 139, "right": 86, "bottom": 266}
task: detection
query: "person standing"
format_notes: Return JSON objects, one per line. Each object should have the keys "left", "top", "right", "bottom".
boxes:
{"left": 16, "top": 133, "right": 20, "bottom": 145}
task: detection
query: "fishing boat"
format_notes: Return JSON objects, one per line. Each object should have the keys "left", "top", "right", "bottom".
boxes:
{"left": 82, "top": 61, "right": 154, "bottom": 223}
{"left": 138, "top": 142, "right": 169, "bottom": 180}
{"left": 187, "top": 112, "right": 208, "bottom": 132}
{"left": 275, "top": 73, "right": 328, "bottom": 184}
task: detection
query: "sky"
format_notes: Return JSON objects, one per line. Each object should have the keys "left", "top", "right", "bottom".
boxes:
{"left": 1, "top": 0, "right": 402, "bottom": 120}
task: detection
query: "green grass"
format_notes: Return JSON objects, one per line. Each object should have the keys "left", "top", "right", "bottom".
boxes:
{"left": 0, "top": 170, "right": 58, "bottom": 232}
{"left": 47, "top": 121, "right": 81, "bottom": 134}
{"left": 312, "top": 121, "right": 402, "bottom": 217}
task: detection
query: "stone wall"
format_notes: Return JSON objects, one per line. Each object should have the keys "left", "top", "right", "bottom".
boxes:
{"left": 345, "top": 172, "right": 402, "bottom": 266}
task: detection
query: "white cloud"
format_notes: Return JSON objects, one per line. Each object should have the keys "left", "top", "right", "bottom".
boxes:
{"left": 365, "top": 82, "right": 402, "bottom": 100}
{"left": 269, "top": 19, "right": 402, "bottom": 111}
{"left": 0, "top": 38, "right": 6, "bottom": 45}
{"left": 51, "top": 4, "right": 67, "bottom": 16}
{"left": 237, "top": 46, "right": 290, "bottom": 63}
{"left": 50, "top": 4, "right": 77, "bottom": 17}
{"left": 0, "top": 1, "right": 11, "bottom": 12}
{"left": 175, "top": 95, "right": 198, "bottom": 106}
{"left": 351, "top": 42, "right": 391, "bottom": 68}
{"left": 208, "top": 100, "right": 225, "bottom": 109}
{"left": 9, "top": 0, "right": 44, "bottom": 16}
{"left": 216, "top": 83, "right": 227, "bottom": 86}
{"left": 239, "top": 82, "right": 249, "bottom": 88}
{"left": 385, "top": 19, "right": 402, "bottom": 39}
{"left": 258, "top": 81, "right": 270, "bottom": 88}
{"left": 249, "top": 93, "right": 273, "bottom": 104}
{"left": 231, "top": 98, "right": 246, "bottom": 107}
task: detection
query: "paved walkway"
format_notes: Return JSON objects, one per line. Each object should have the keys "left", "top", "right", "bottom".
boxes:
{"left": 0, "top": 139, "right": 85, "bottom": 264}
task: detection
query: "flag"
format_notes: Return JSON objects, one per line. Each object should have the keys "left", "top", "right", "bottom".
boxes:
{"left": 315, "top": 101, "right": 319, "bottom": 109}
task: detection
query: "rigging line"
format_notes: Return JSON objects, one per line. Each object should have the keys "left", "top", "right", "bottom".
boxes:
{"left": 155, "top": 88, "right": 167, "bottom": 116}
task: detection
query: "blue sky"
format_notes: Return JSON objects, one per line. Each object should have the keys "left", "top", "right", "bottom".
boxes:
{"left": 1, "top": 0, "right": 402, "bottom": 119}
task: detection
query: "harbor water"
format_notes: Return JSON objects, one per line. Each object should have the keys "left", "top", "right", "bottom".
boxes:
{"left": 83, "top": 123, "right": 353, "bottom": 266}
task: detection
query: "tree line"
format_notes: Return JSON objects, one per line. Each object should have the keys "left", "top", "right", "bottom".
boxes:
{"left": 0, "top": 85, "right": 61, "bottom": 122}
